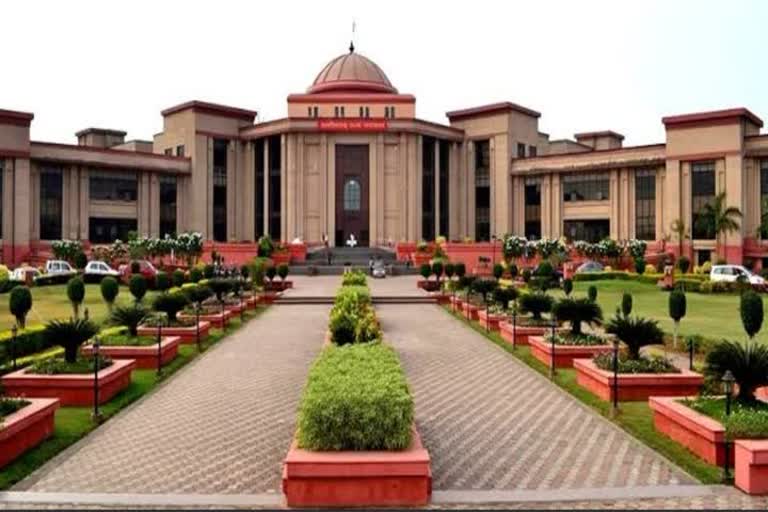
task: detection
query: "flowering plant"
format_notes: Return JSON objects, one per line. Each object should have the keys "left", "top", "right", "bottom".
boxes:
{"left": 626, "top": 239, "right": 647, "bottom": 260}
{"left": 502, "top": 235, "right": 528, "bottom": 259}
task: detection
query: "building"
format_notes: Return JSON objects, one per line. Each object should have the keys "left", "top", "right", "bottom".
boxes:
{"left": 1, "top": 44, "right": 768, "bottom": 267}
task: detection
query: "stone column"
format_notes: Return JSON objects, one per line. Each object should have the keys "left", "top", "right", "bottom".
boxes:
{"left": 263, "top": 138, "right": 269, "bottom": 238}
{"left": 434, "top": 139, "right": 440, "bottom": 240}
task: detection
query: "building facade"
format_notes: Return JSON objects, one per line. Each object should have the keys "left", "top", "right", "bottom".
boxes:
{"left": 2, "top": 46, "right": 768, "bottom": 266}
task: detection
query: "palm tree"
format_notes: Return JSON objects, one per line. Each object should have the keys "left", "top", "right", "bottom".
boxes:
{"left": 669, "top": 218, "right": 689, "bottom": 257}
{"left": 694, "top": 192, "right": 742, "bottom": 259}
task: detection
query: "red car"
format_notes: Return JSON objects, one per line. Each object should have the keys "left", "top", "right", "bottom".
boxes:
{"left": 118, "top": 260, "right": 158, "bottom": 284}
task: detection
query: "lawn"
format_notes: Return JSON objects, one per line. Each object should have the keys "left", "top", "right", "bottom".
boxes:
{"left": 557, "top": 280, "right": 764, "bottom": 344}
{"left": 0, "top": 284, "right": 157, "bottom": 331}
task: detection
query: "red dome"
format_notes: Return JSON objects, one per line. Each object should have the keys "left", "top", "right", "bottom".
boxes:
{"left": 309, "top": 50, "right": 397, "bottom": 94}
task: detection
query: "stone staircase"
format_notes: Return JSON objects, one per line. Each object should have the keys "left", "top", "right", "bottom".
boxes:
{"left": 291, "top": 246, "right": 418, "bottom": 275}
{"left": 274, "top": 295, "right": 438, "bottom": 305}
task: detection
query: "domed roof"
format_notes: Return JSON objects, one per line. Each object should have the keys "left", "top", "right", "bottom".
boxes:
{"left": 309, "top": 46, "right": 397, "bottom": 94}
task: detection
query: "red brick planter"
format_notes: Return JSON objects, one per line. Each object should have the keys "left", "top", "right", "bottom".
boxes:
{"left": 417, "top": 280, "right": 440, "bottom": 292}
{"left": 498, "top": 323, "right": 549, "bottom": 346}
{"left": 260, "top": 291, "right": 282, "bottom": 304}
{"left": 137, "top": 321, "right": 211, "bottom": 344}
{"left": 449, "top": 296, "right": 464, "bottom": 310}
{"left": 529, "top": 336, "right": 613, "bottom": 368}
{"left": 266, "top": 280, "right": 293, "bottom": 292}
{"left": 460, "top": 302, "right": 479, "bottom": 321}
{"left": 1, "top": 359, "right": 136, "bottom": 406}
{"left": 178, "top": 310, "right": 230, "bottom": 329}
{"left": 412, "top": 253, "right": 432, "bottom": 267}
{"left": 477, "top": 309, "right": 504, "bottom": 331}
{"left": 245, "top": 295, "right": 260, "bottom": 310}
{"left": 735, "top": 440, "right": 768, "bottom": 495}
{"left": 271, "top": 252, "right": 291, "bottom": 266}
{"left": 289, "top": 243, "right": 307, "bottom": 263}
{"left": 82, "top": 336, "right": 181, "bottom": 370}
{"left": 574, "top": 359, "right": 704, "bottom": 402}
{"left": 282, "top": 426, "right": 431, "bottom": 507}
{"left": 0, "top": 398, "right": 59, "bottom": 469}
{"left": 648, "top": 396, "right": 729, "bottom": 466}
{"left": 430, "top": 293, "right": 451, "bottom": 305}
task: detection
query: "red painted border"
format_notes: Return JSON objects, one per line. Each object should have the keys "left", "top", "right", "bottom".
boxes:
{"left": 529, "top": 336, "right": 613, "bottom": 368}
{"left": 0, "top": 398, "right": 59, "bottom": 468}
{"left": 81, "top": 336, "right": 181, "bottom": 369}
{"left": 447, "top": 101, "right": 541, "bottom": 121}
{"left": 735, "top": 439, "right": 768, "bottom": 495}
{"left": 137, "top": 321, "right": 210, "bottom": 344}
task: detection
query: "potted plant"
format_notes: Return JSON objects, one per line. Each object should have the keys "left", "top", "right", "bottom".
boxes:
{"left": 1, "top": 318, "right": 136, "bottom": 406}
{"left": 478, "top": 286, "right": 517, "bottom": 331}
{"left": 499, "top": 291, "right": 554, "bottom": 346}
{"left": 9, "top": 286, "right": 32, "bottom": 328}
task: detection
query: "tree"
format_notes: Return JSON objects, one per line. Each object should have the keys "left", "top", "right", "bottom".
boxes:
{"left": 277, "top": 264, "right": 289, "bottom": 281}
{"left": 669, "top": 289, "right": 687, "bottom": 349}
{"left": 605, "top": 314, "right": 664, "bottom": 360}
{"left": 740, "top": 291, "right": 764, "bottom": 340}
{"left": 562, "top": 278, "right": 573, "bottom": 296}
{"left": 493, "top": 287, "right": 518, "bottom": 310}
{"left": 44, "top": 318, "right": 98, "bottom": 364}
{"left": 519, "top": 292, "right": 554, "bottom": 321}
{"left": 621, "top": 292, "right": 633, "bottom": 317}
{"left": 419, "top": 263, "right": 431, "bottom": 281}
{"left": 208, "top": 278, "right": 233, "bottom": 304}
{"left": 471, "top": 278, "right": 498, "bottom": 307}
{"left": 432, "top": 261, "right": 444, "bottom": 283}
{"left": 100, "top": 276, "right": 119, "bottom": 313}
{"left": 587, "top": 285, "right": 598, "bottom": 303}
{"left": 705, "top": 340, "right": 768, "bottom": 402}
{"left": 493, "top": 263, "right": 504, "bottom": 281}
{"left": 67, "top": 277, "right": 85, "bottom": 319}
{"left": 155, "top": 271, "right": 171, "bottom": 293}
{"left": 172, "top": 269, "right": 186, "bottom": 287}
{"left": 129, "top": 275, "right": 147, "bottom": 302}
{"left": 153, "top": 292, "right": 188, "bottom": 323}
{"left": 9, "top": 286, "right": 32, "bottom": 328}
{"left": 670, "top": 218, "right": 689, "bottom": 258}
{"left": 454, "top": 262, "right": 466, "bottom": 280}
{"left": 694, "top": 192, "right": 743, "bottom": 259}
{"left": 552, "top": 297, "right": 603, "bottom": 336}
{"left": 444, "top": 263, "right": 455, "bottom": 281}
{"left": 110, "top": 304, "right": 148, "bottom": 337}
{"left": 265, "top": 266, "right": 277, "bottom": 282}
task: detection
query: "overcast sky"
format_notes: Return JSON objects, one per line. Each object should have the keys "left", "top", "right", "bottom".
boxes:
{"left": 3, "top": 0, "right": 766, "bottom": 146}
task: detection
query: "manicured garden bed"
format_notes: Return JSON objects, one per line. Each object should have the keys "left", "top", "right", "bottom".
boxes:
{"left": 136, "top": 320, "right": 210, "bottom": 344}
{"left": 0, "top": 398, "right": 59, "bottom": 469}
{"left": 498, "top": 322, "right": 549, "bottom": 346}
{"left": 529, "top": 335, "right": 613, "bottom": 368}
{"left": 177, "top": 309, "right": 230, "bottom": 328}
{"left": 460, "top": 302, "right": 479, "bottom": 321}
{"left": 735, "top": 440, "right": 768, "bottom": 495}
{"left": 1, "top": 358, "right": 136, "bottom": 406}
{"left": 574, "top": 358, "right": 703, "bottom": 401}
{"left": 81, "top": 335, "right": 181, "bottom": 370}
{"left": 477, "top": 309, "right": 504, "bottom": 331}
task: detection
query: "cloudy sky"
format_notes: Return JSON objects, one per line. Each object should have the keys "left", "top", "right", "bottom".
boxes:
{"left": 3, "top": 0, "right": 766, "bottom": 146}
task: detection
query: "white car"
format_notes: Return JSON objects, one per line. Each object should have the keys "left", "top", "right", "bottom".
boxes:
{"left": 84, "top": 260, "right": 119, "bottom": 280}
{"left": 11, "top": 266, "right": 41, "bottom": 282}
{"left": 710, "top": 265, "right": 766, "bottom": 287}
{"left": 44, "top": 260, "right": 76, "bottom": 275}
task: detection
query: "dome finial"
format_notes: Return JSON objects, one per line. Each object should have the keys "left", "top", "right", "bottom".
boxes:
{"left": 349, "top": 19, "right": 356, "bottom": 53}
{"left": 349, "top": 40, "right": 355, "bottom": 53}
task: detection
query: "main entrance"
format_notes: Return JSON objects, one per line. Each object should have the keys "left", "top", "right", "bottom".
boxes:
{"left": 335, "top": 144, "right": 369, "bottom": 247}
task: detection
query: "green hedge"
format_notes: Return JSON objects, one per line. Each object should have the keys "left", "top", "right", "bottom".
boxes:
{"left": 0, "top": 325, "right": 49, "bottom": 371}
{"left": 572, "top": 271, "right": 633, "bottom": 282}
{"left": 297, "top": 343, "right": 413, "bottom": 451}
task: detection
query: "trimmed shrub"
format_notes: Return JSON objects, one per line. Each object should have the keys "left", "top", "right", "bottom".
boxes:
{"left": 183, "top": 284, "right": 212, "bottom": 305}
{"left": 432, "top": 261, "right": 444, "bottom": 280}
{"left": 155, "top": 271, "right": 171, "bottom": 293}
{"left": 705, "top": 340, "right": 768, "bottom": 402}
{"left": 605, "top": 314, "right": 664, "bottom": 359}
{"left": 635, "top": 258, "right": 646, "bottom": 275}
{"left": 9, "top": 286, "right": 33, "bottom": 328}
{"left": 100, "top": 277, "right": 119, "bottom": 312}
{"left": 573, "top": 271, "right": 631, "bottom": 282}
{"left": 678, "top": 256, "right": 691, "bottom": 274}
{"left": 562, "top": 278, "right": 573, "bottom": 296}
{"left": 419, "top": 263, "right": 431, "bottom": 280}
{"left": 587, "top": 285, "right": 598, "bottom": 303}
{"left": 740, "top": 291, "right": 764, "bottom": 339}
{"left": 265, "top": 265, "right": 277, "bottom": 282}
{"left": 129, "top": 274, "right": 147, "bottom": 302}
{"left": 0, "top": 325, "right": 48, "bottom": 369}
{"left": 669, "top": 289, "right": 687, "bottom": 322}
{"left": 553, "top": 297, "right": 603, "bottom": 335}
{"left": 130, "top": 261, "right": 141, "bottom": 274}
{"left": 74, "top": 251, "right": 88, "bottom": 270}
{"left": 471, "top": 278, "right": 497, "bottom": 305}
{"left": 328, "top": 286, "right": 380, "bottom": 345}
{"left": 240, "top": 264, "right": 250, "bottom": 279}
{"left": 621, "top": 292, "right": 633, "bottom": 317}
{"left": 724, "top": 409, "right": 768, "bottom": 440}
{"left": 508, "top": 264, "right": 519, "bottom": 279}
{"left": 297, "top": 343, "right": 413, "bottom": 451}
{"left": 454, "top": 262, "right": 466, "bottom": 279}
{"left": 203, "top": 264, "right": 215, "bottom": 279}
{"left": 152, "top": 292, "right": 188, "bottom": 323}
{"left": 109, "top": 304, "right": 149, "bottom": 337}
{"left": 493, "top": 286, "right": 518, "bottom": 310}
{"left": 277, "top": 263, "right": 289, "bottom": 281}
{"left": 208, "top": 278, "right": 234, "bottom": 302}
{"left": 519, "top": 292, "right": 553, "bottom": 320}
{"left": 189, "top": 267, "right": 203, "bottom": 283}
{"left": 250, "top": 257, "right": 268, "bottom": 288}
{"left": 521, "top": 268, "right": 532, "bottom": 283}
{"left": 342, "top": 270, "right": 367, "bottom": 287}
{"left": 444, "top": 262, "right": 455, "bottom": 280}
{"left": 172, "top": 269, "right": 186, "bottom": 288}
{"left": 66, "top": 277, "right": 85, "bottom": 319}
{"left": 43, "top": 318, "right": 98, "bottom": 364}
{"left": 492, "top": 263, "right": 504, "bottom": 280}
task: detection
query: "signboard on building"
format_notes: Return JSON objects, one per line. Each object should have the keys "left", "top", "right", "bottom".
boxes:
{"left": 317, "top": 119, "right": 388, "bottom": 132}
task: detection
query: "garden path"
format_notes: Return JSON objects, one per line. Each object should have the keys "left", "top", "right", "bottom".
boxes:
{"left": 16, "top": 303, "right": 331, "bottom": 494}
{"left": 377, "top": 303, "right": 698, "bottom": 492}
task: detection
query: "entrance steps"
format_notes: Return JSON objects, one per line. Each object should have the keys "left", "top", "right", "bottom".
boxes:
{"left": 299, "top": 246, "right": 418, "bottom": 275}
{"left": 274, "top": 296, "right": 438, "bottom": 305}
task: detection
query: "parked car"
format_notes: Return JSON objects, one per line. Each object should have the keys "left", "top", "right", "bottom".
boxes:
{"left": 575, "top": 261, "right": 605, "bottom": 274}
{"left": 44, "top": 260, "right": 76, "bottom": 276}
{"left": 118, "top": 260, "right": 158, "bottom": 284}
{"left": 710, "top": 265, "right": 766, "bottom": 289}
{"left": 11, "top": 266, "right": 41, "bottom": 284}
{"left": 372, "top": 260, "right": 387, "bottom": 279}
{"left": 84, "top": 260, "right": 119, "bottom": 283}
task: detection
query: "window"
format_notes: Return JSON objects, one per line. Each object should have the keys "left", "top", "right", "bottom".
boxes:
{"left": 760, "top": 160, "right": 768, "bottom": 237}
{"left": 562, "top": 172, "right": 610, "bottom": 201}
{"left": 255, "top": 139, "right": 265, "bottom": 239}
{"left": 175, "top": 145, "right": 185, "bottom": 157}
{"left": 314, "top": 106, "right": 319, "bottom": 117}
{"left": 635, "top": 169, "right": 656, "bottom": 240}
{"left": 40, "top": 167, "right": 63, "bottom": 240}
{"left": 307, "top": 106, "right": 312, "bottom": 117}
{"left": 343, "top": 178, "right": 361, "bottom": 211}
{"left": 307, "top": 106, "right": 319, "bottom": 118}
{"left": 89, "top": 170, "right": 137, "bottom": 201}
{"left": 439, "top": 140, "right": 450, "bottom": 237}
{"left": 517, "top": 143, "right": 526, "bottom": 158}
{"left": 422, "top": 137, "right": 436, "bottom": 239}
{"left": 268, "top": 135, "right": 281, "bottom": 239}
{"left": 524, "top": 178, "right": 541, "bottom": 239}
{"left": 164, "top": 148, "right": 172, "bottom": 156}
{"left": 359, "top": 106, "right": 370, "bottom": 118}
{"left": 213, "top": 139, "right": 228, "bottom": 242}
{"left": 89, "top": 217, "right": 138, "bottom": 243}
{"left": 0, "top": 162, "right": 4, "bottom": 238}
{"left": 691, "top": 161, "right": 716, "bottom": 239}
{"left": 474, "top": 140, "right": 491, "bottom": 241}
{"left": 385, "top": 106, "right": 396, "bottom": 119}
{"left": 563, "top": 219, "right": 610, "bottom": 243}
{"left": 334, "top": 106, "right": 345, "bottom": 118}
{"left": 529, "top": 145, "right": 537, "bottom": 157}
{"left": 159, "top": 175, "right": 177, "bottom": 237}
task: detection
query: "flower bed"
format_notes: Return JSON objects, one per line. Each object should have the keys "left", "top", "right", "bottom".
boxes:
{"left": 498, "top": 322, "right": 549, "bottom": 346}
{"left": 477, "top": 309, "right": 504, "bottom": 331}
{"left": 81, "top": 335, "right": 181, "bottom": 370}
{"left": 265, "top": 280, "right": 292, "bottom": 292}
{"left": 177, "top": 309, "right": 230, "bottom": 328}
{"left": 528, "top": 335, "right": 613, "bottom": 368}
{"left": 460, "top": 302, "right": 479, "bottom": 321}
{"left": 137, "top": 321, "right": 210, "bottom": 344}
{"left": 1, "top": 359, "right": 136, "bottom": 406}
{"left": 574, "top": 358, "right": 703, "bottom": 401}
{"left": 0, "top": 398, "right": 59, "bottom": 469}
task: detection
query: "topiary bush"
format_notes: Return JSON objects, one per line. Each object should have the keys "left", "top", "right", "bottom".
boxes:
{"left": 208, "top": 278, "right": 234, "bottom": 303}
{"left": 552, "top": 297, "right": 603, "bottom": 335}
{"left": 519, "top": 292, "right": 553, "bottom": 321}
{"left": 277, "top": 263, "right": 289, "bottom": 281}
{"left": 635, "top": 258, "right": 646, "bottom": 275}
{"left": 110, "top": 303, "right": 149, "bottom": 337}
{"left": 9, "top": 286, "right": 33, "bottom": 328}
{"left": 419, "top": 263, "right": 431, "bottom": 280}
{"left": 605, "top": 314, "right": 664, "bottom": 359}
{"left": 152, "top": 292, "right": 188, "bottom": 323}
{"left": 189, "top": 267, "right": 203, "bottom": 283}
{"left": 678, "top": 256, "right": 691, "bottom": 274}
{"left": 66, "top": 277, "right": 85, "bottom": 319}
{"left": 740, "top": 290, "right": 764, "bottom": 339}
{"left": 129, "top": 275, "right": 147, "bottom": 302}
{"left": 155, "top": 271, "right": 171, "bottom": 293}
{"left": 493, "top": 286, "right": 518, "bottom": 310}
{"left": 522, "top": 268, "right": 532, "bottom": 283}
{"left": 621, "top": 292, "right": 633, "bottom": 317}
{"left": 432, "top": 261, "right": 444, "bottom": 281}
{"left": 43, "top": 317, "right": 98, "bottom": 364}
{"left": 100, "top": 276, "right": 119, "bottom": 312}
{"left": 265, "top": 265, "right": 277, "bottom": 282}
{"left": 471, "top": 277, "right": 497, "bottom": 305}
{"left": 562, "top": 278, "right": 573, "bottom": 296}
{"left": 342, "top": 270, "right": 367, "bottom": 287}
{"left": 297, "top": 343, "right": 413, "bottom": 451}
{"left": 444, "top": 262, "right": 455, "bottom": 280}
{"left": 454, "top": 262, "right": 466, "bottom": 279}
{"left": 493, "top": 263, "right": 504, "bottom": 280}
{"left": 203, "top": 264, "right": 215, "bottom": 279}
{"left": 508, "top": 264, "right": 519, "bottom": 279}
{"left": 74, "top": 251, "right": 88, "bottom": 270}
{"left": 587, "top": 285, "right": 598, "bottom": 303}
{"left": 172, "top": 269, "right": 186, "bottom": 288}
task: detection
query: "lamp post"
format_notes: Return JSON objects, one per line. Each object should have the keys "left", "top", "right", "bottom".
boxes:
{"left": 10, "top": 324, "right": 18, "bottom": 370}
{"left": 722, "top": 370, "right": 735, "bottom": 482}
{"left": 239, "top": 275, "right": 245, "bottom": 323}
{"left": 92, "top": 335, "right": 101, "bottom": 423}
{"left": 612, "top": 336, "right": 620, "bottom": 416}
{"left": 195, "top": 301, "right": 202, "bottom": 352}
{"left": 491, "top": 235, "right": 497, "bottom": 269}
{"left": 549, "top": 316, "right": 557, "bottom": 379}
{"left": 510, "top": 301, "right": 518, "bottom": 350}
{"left": 156, "top": 313, "right": 165, "bottom": 377}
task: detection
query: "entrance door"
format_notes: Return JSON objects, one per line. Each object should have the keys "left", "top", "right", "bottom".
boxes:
{"left": 335, "top": 145, "right": 369, "bottom": 247}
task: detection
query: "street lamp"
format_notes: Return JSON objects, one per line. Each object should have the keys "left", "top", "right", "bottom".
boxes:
{"left": 92, "top": 335, "right": 102, "bottom": 423}
{"left": 549, "top": 315, "right": 557, "bottom": 379}
{"left": 10, "top": 324, "right": 18, "bottom": 370}
{"left": 491, "top": 235, "right": 497, "bottom": 269}
{"left": 195, "top": 301, "right": 202, "bottom": 352}
{"left": 510, "top": 301, "right": 518, "bottom": 350}
{"left": 156, "top": 313, "right": 166, "bottom": 377}
{"left": 612, "top": 336, "right": 620, "bottom": 416}
{"left": 722, "top": 370, "right": 736, "bottom": 482}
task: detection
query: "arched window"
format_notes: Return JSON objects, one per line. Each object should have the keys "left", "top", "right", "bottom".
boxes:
{"left": 343, "top": 178, "right": 361, "bottom": 211}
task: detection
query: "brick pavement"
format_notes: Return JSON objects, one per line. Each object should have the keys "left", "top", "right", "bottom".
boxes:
{"left": 16, "top": 304, "right": 330, "bottom": 494}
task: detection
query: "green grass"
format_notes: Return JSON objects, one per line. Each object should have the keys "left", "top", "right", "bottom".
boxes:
{"left": 0, "top": 307, "right": 265, "bottom": 490}
{"left": 442, "top": 305, "right": 723, "bottom": 484}
{"left": 0, "top": 284, "right": 159, "bottom": 332}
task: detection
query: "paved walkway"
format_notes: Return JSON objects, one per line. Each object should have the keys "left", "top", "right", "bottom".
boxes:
{"left": 377, "top": 304, "right": 695, "bottom": 491}
{"left": 17, "top": 304, "right": 330, "bottom": 495}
